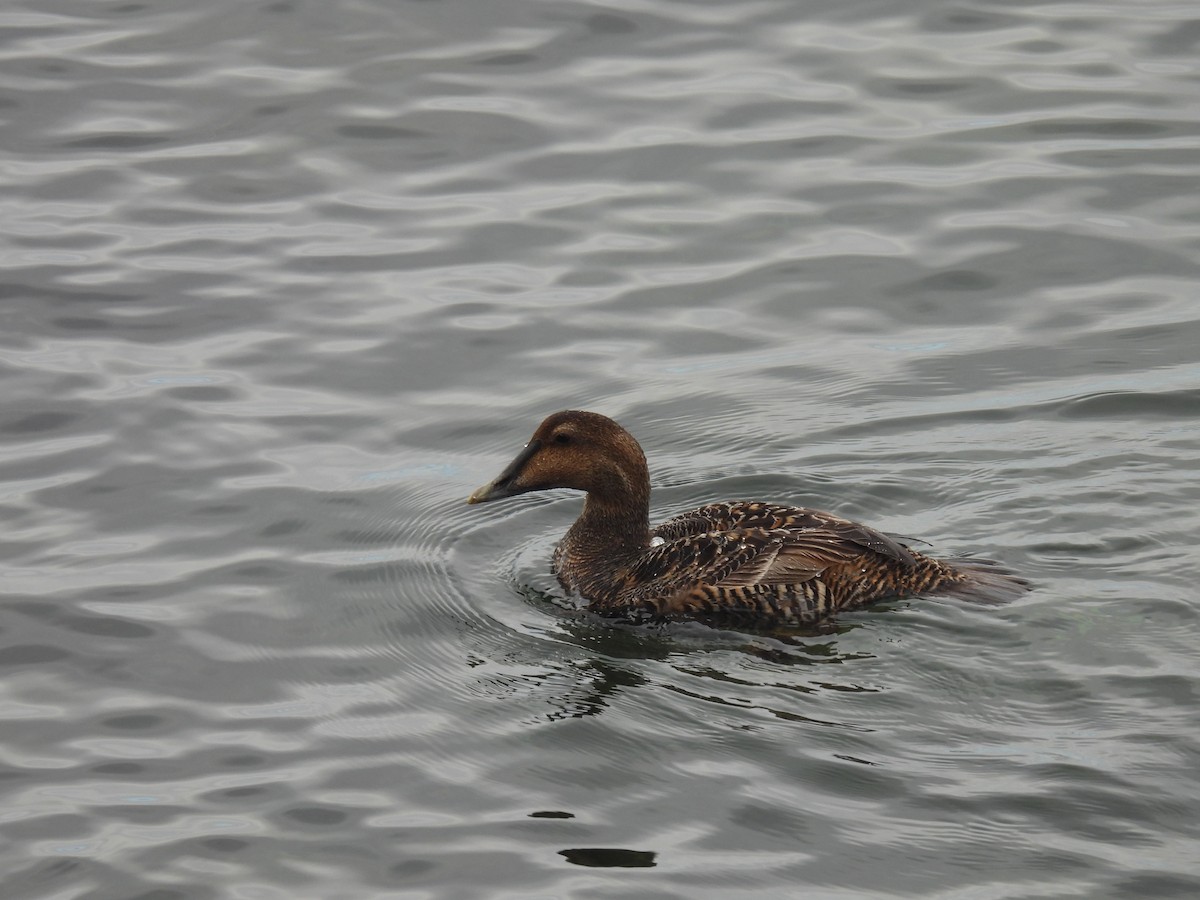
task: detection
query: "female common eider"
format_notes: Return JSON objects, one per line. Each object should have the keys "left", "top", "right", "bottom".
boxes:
{"left": 468, "top": 410, "right": 1028, "bottom": 627}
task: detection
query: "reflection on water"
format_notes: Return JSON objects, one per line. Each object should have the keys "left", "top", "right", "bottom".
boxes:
{"left": 2, "top": 0, "right": 1199, "bottom": 897}
{"left": 560, "top": 847, "right": 658, "bottom": 868}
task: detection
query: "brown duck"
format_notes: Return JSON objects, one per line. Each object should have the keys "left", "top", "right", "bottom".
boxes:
{"left": 468, "top": 410, "right": 1029, "bottom": 627}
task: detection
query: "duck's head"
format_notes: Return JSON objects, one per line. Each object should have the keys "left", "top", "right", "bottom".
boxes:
{"left": 467, "top": 410, "right": 649, "bottom": 506}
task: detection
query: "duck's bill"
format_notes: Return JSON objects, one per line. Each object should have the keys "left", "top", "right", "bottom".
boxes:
{"left": 466, "top": 440, "right": 540, "bottom": 504}
{"left": 467, "top": 477, "right": 514, "bottom": 504}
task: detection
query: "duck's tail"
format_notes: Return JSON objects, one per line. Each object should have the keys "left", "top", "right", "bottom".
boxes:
{"left": 932, "top": 557, "right": 1031, "bottom": 605}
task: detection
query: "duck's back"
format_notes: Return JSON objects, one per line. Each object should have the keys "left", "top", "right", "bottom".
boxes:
{"left": 557, "top": 501, "right": 1028, "bottom": 627}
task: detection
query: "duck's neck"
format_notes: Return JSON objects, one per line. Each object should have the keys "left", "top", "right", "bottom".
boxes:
{"left": 565, "top": 489, "right": 652, "bottom": 560}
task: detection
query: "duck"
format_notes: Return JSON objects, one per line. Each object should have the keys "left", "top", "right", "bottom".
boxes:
{"left": 467, "top": 410, "right": 1029, "bottom": 628}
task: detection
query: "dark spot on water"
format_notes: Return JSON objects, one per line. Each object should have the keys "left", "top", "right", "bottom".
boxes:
{"left": 255, "top": 104, "right": 288, "bottom": 116}
{"left": 529, "top": 810, "right": 575, "bottom": 818}
{"left": 1, "top": 411, "right": 74, "bottom": 434}
{"left": 284, "top": 806, "right": 348, "bottom": 826}
{"left": 201, "top": 837, "right": 249, "bottom": 853}
{"left": 834, "top": 753, "right": 878, "bottom": 766}
{"left": 265, "top": 1, "right": 294, "bottom": 12}
{"left": 587, "top": 13, "right": 635, "bottom": 34}
{"left": 559, "top": 847, "right": 657, "bottom": 868}
{"left": 0, "top": 645, "right": 69, "bottom": 665}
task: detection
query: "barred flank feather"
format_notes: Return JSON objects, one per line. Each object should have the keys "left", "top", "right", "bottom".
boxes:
{"left": 933, "top": 558, "right": 1031, "bottom": 606}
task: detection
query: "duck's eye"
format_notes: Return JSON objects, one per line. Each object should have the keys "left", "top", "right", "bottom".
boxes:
{"left": 552, "top": 432, "right": 572, "bottom": 445}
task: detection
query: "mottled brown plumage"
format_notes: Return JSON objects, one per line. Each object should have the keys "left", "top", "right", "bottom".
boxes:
{"left": 468, "top": 410, "right": 1029, "bottom": 627}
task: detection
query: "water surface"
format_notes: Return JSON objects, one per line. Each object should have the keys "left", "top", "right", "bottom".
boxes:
{"left": 2, "top": 0, "right": 1199, "bottom": 898}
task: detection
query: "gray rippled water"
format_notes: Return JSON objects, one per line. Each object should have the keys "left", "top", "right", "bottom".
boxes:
{"left": 2, "top": 0, "right": 1199, "bottom": 898}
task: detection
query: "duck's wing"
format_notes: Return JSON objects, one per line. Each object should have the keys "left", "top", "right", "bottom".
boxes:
{"left": 653, "top": 502, "right": 915, "bottom": 567}
{"left": 718, "top": 527, "right": 900, "bottom": 588}
{"left": 776, "top": 509, "right": 916, "bottom": 567}
{"left": 625, "top": 521, "right": 911, "bottom": 603}
{"left": 624, "top": 525, "right": 873, "bottom": 600}
{"left": 620, "top": 528, "right": 788, "bottom": 599}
